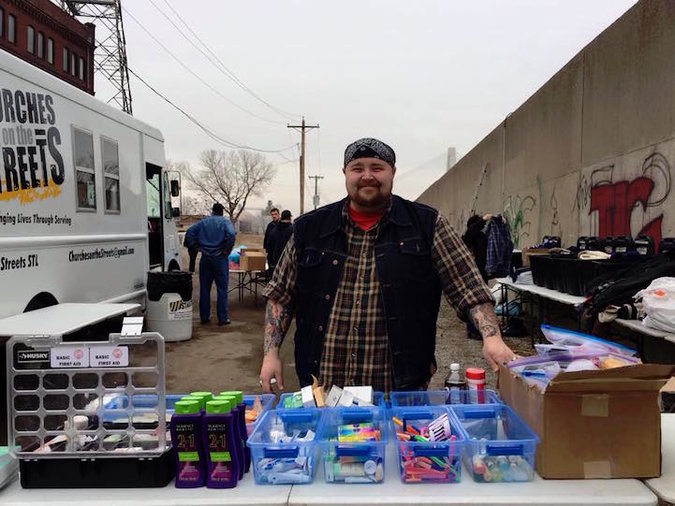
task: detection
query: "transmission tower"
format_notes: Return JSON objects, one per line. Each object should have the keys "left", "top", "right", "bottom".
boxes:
{"left": 59, "top": 0, "right": 133, "bottom": 114}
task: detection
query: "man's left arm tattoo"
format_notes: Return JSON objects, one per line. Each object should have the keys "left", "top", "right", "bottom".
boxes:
{"left": 469, "top": 302, "right": 500, "bottom": 339}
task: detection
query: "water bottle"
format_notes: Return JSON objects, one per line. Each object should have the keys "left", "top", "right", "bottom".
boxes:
{"left": 444, "top": 363, "right": 467, "bottom": 404}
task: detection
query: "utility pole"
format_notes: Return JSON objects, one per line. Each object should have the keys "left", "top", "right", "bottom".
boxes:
{"left": 308, "top": 175, "right": 324, "bottom": 210}
{"left": 288, "top": 117, "right": 319, "bottom": 215}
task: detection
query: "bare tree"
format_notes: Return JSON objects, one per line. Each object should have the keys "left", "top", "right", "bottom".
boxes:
{"left": 182, "top": 195, "right": 210, "bottom": 216}
{"left": 181, "top": 150, "right": 276, "bottom": 223}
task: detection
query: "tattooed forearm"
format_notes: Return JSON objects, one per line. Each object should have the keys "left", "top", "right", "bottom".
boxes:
{"left": 469, "top": 302, "right": 501, "bottom": 340}
{"left": 263, "top": 299, "right": 293, "bottom": 354}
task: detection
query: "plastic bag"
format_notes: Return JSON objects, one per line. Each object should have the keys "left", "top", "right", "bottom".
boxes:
{"left": 635, "top": 277, "right": 675, "bottom": 333}
{"left": 539, "top": 324, "right": 637, "bottom": 357}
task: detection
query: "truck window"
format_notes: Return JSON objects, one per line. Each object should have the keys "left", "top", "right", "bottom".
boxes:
{"left": 146, "top": 172, "right": 160, "bottom": 219}
{"left": 73, "top": 127, "right": 96, "bottom": 211}
{"left": 102, "top": 137, "right": 120, "bottom": 213}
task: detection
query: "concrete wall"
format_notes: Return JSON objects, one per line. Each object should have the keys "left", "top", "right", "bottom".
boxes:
{"left": 417, "top": 0, "right": 675, "bottom": 250}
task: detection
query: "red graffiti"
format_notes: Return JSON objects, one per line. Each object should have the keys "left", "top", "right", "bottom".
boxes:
{"left": 590, "top": 177, "right": 663, "bottom": 246}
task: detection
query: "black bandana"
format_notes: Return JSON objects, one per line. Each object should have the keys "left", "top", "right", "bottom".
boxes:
{"left": 343, "top": 138, "right": 396, "bottom": 168}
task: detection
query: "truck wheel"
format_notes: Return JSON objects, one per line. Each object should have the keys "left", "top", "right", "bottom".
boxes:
{"left": 24, "top": 292, "right": 58, "bottom": 313}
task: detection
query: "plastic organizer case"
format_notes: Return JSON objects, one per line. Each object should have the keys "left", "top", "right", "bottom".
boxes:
{"left": 277, "top": 391, "right": 386, "bottom": 410}
{"left": 451, "top": 404, "right": 538, "bottom": 483}
{"left": 390, "top": 389, "right": 502, "bottom": 407}
{"left": 319, "top": 407, "right": 388, "bottom": 484}
{"left": 7, "top": 332, "right": 173, "bottom": 488}
{"left": 391, "top": 406, "right": 465, "bottom": 484}
{"left": 247, "top": 409, "right": 323, "bottom": 485}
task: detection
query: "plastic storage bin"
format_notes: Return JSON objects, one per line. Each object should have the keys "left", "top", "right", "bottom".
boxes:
{"left": 451, "top": 404, "right": 538, "bottom": 483}
{"left": 390, "top": 389, "right": 502, "bottom": 407}
{"left": 7, "top": 332, "right": 174, "bottom": 488}
{"left": 277, "top": 391, "right": 386, "bottom": 410}
{"left": 391, "top": 406, "right": 465, "bottom": 484}
{"left": 244, "top": 394, "right": 275, "bottom": 435}
{"left": 247, "top": 409, "right": 323, "bottom": 485}
{"left": 319, "top": 407, "right": 388, "bottom": 484}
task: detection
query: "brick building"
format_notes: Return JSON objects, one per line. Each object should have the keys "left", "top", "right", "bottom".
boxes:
{"left": 0, "top": 0, "right": 95, "bottom": 94}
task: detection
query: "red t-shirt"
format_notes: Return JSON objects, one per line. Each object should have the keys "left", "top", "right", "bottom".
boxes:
{"left": 348, "top": 205, "right": 384, "bottom": 231}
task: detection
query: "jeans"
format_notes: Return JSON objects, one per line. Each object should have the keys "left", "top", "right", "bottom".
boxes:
{"left": 199, "top": 254, "right": 229, "bottom": 323}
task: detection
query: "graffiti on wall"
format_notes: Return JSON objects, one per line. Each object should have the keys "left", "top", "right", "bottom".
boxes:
{"left": 503, "top": 194, "right": 536, "bottom": 248}
{"left": 577, "top": 151, "right": 671, "bottom": 246}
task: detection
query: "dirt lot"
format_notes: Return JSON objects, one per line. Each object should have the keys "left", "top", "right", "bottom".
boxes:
{"left": 165, "top": 233, "right": 534, "bottom": 396}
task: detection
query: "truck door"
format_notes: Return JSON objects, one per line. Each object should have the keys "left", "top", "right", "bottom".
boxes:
{"left": 146, "top": 163, "right": 164, "bottom": 269}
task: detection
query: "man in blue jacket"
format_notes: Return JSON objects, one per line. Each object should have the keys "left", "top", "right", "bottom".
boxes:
{"left": 185, "top": 203, "right": 236, "bottom": 325}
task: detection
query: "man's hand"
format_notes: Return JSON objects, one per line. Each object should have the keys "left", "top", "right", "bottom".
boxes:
{"left": 482, "top": 335, "right": 516, "bottom": 372}
{"left": 469, "top": 302, "right": 517, "bottom": 372}
{"left": 260, "top": 349, "right": 284, "bottom": 393}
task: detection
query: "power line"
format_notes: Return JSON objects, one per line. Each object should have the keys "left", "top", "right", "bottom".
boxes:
{"left": 147, "top": 0, "right": 286, "bottom": 125}
{"left": 128, "top": 67, "right": 296, "bottom": 154}
{"left": 123, "top": 7, "right": 284, "bottom": 125}
{"left": 160, "top": 0, "right": 299, "bottom": 121}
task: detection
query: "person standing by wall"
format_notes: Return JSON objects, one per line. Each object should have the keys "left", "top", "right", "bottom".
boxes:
{"left": 185, "top": 203, "right": 236, "bottom": 325}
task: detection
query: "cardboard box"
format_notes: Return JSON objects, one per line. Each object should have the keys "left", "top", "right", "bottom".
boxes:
{"left": 521, "top": 247, "right": 552, "bottom": 267}
{"left": 498, "top": 363, "right": 675, "bottom": 479}
{"left": 239, "top": 250, "right": 267, "bottom": 271}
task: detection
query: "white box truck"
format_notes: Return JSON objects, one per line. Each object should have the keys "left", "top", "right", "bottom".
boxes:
{"left": 0, "top": 51, "right": 185, "bottom": 445}
{"left": 0, "top": 50, "right": 183, "bottom": 320}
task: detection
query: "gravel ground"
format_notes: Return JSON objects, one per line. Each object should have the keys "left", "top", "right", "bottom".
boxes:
{"left": 430, "top": 298, "right": 534, "bottom": 390}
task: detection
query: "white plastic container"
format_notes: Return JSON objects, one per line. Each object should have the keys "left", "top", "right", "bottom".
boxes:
{"left": 146, "top": 293, "right": 193, "bottom": 342}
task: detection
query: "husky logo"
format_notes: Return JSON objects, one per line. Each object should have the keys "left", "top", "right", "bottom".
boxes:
{"left": 16, "top": 350, "right": 49, "bottom": 363}
{"left": 169, "top": 300, "right": 188, "bottom": 312}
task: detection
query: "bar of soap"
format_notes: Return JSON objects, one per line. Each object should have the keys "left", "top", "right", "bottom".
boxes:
{"left": 301, "top": 385, "right": 316, "bottom": 408}
{"left": 344, "top": 386, "right": 373, "bottom": 405}
{"left": 313, "top": 386, "right": 325, "bottom": 407}
{"left": 338, "top": 389, "right": 355, "bottom": 407}
{"left": 325, "top": 385, "right": 343, "bottom": 407}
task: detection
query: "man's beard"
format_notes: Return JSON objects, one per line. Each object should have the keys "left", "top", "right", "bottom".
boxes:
{"left": 350, "top": 184, "right": 391, "bottom": 209}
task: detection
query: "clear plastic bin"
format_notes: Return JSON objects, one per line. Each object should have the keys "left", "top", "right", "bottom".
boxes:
{"left": 277, "top": 391, "right": 386, "bottom": 410}
{"left": 244, "top": 394, "right": 275, "bottom": 436}
{"left": 391, "top": 406, "right": 465, "bottom": 484}
{"left": 247, "top": 410, "right": 323, "bottom": 485}
{"left": 319, "top": 407, "right": 388, "bottom": 484}
{"left": 390, "top": 389, "right": 502, "bottom": 407}
{"left": 451, "top": 404, "right": 538, "bottom": 483}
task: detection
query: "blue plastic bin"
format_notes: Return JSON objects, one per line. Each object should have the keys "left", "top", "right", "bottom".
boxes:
{"left": 451, "top": 404, "right": 538, "bottom": 483}
{"left": 391, "top": 406, "right": 465, "bottom": 484}
{"left": 389, "top": 389, "right": 502, "bottom": 407}
{"left": 277, "top": 391, "right": 386, "bottom": 410}
{"left": 247, "top": 410, "right": 323, "bottom": 485}
{"left": 319, "top": 407, "right": 388, "bottom": 483}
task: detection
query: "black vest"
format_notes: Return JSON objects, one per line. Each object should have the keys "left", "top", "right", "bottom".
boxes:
{"left": 292, "top": 196, "right": 442, "bottom": 390}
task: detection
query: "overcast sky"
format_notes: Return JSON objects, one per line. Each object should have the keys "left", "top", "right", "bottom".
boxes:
{"left": 99, "top": 0, "right": 637, "bottom": 216}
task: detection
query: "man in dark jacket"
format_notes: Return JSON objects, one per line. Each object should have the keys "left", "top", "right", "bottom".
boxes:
{"left": 263, "top": 208, "right": 280, "bottom": 264}
{"left": 268, "top": 210, "right": 293, "bottom": 275}
{"left": 258, "top": 137, "right": 516, "bottom": 392}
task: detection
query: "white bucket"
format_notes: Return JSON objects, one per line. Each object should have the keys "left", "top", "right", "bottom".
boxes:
{"left": 145, "top": 293, "right": 193, "bottom": 342}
